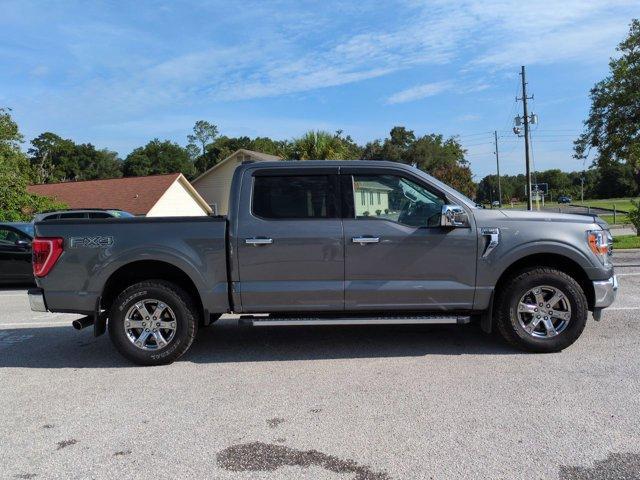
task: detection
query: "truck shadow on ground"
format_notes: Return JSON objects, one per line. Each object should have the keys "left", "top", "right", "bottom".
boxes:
{"left": 0, "top": 318, "right": 523, "bottom": 369}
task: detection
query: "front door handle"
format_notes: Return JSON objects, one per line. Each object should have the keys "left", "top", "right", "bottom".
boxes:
{"left": 352, "top": 236, "right": 380, "bottom": 245}
{"left": 245, "top": 237, "right": 273, "bottom": 246}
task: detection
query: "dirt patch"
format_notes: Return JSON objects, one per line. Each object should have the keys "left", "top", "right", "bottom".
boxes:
{"left": 559, "top": 453, "right": 640, "bottom": 479}
{"left": 217, "top": 442, "right": 390, "bottom": 480}
{"left": 56, "top": 439, "right": 77, "bottom": 450}
{"left": 266, "top": 417, "right": 285, "bottom": 428}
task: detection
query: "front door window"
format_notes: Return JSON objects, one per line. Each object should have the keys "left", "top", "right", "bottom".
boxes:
{"left": 352, "top": 174, "right": 445, "bottom": 227}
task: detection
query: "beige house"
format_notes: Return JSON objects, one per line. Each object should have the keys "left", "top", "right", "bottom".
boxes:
{"left": 192, "top": 149, "right": 282, "bottom": 215}
{"left": 353, "top": 180, "right": 392, "bottom": 217}
{"left": 28, "top": 173, "right": 212, "bottom": 217}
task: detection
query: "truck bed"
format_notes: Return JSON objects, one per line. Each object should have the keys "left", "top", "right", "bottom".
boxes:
{"left": 34, "top": 216, "right": 229, "bottom": 316}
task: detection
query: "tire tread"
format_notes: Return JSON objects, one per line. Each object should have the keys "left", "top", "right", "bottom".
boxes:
{"left": 108, "top": 280, "right": 198, "bottom": 365}
{"left": 494, "top": 267, "right": 588, "bottom": 352}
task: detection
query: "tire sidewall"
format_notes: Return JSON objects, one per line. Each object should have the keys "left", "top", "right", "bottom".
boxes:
{"left": 504, "top": 270, "right": 588, "bottom": 351}
{"left": 109, "top": 283, "right": 195, "bottom": 365}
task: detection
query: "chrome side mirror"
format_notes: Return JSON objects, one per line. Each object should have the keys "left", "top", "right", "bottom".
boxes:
{"left": 441, "top": 205, "right": 470, "bottom": 228}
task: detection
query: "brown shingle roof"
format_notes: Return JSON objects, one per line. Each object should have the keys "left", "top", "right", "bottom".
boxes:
{"left": 27, "top": 173, "right": 181, "bottom": 215}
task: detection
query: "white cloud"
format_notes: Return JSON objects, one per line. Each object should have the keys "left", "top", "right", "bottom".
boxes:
{"left": 5, "top": 0, "right": 636, "bottom": 121}
{"left": 386, "top": 81, "right": 453, "bottom": 104}
{"left": 457, "top": 114, "right": 481, "bottom": 122}
{"left": 122, "top": 0, "right": 633, "bottom": 104}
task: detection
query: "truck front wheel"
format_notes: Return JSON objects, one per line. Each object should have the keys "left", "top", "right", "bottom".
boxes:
{"left": 108, "top": 280, "right": 198, "bottom": 365}
{"left": 495, "top": 267, "right": 588, "bottom": 352}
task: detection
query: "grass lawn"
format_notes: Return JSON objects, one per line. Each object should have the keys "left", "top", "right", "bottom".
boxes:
{"left": 599, "top": 213, "right": 630, "bottom": 225}
{"left": 613, "top": 234, "right": 640, "bottom": 249}
{"left": 574, "top": 198, "right": 638, "bottom": 212}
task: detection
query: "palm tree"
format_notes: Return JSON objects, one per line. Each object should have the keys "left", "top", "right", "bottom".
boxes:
{"left": 289, "top": 131, "right": 350, "bottom": 160}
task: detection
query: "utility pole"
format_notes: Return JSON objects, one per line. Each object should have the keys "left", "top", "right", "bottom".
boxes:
{"left": 494, "top": 130, "right": 502, "bottom": 207}
{"left": 518, "top": 65, "right": 534, "bottom": 211}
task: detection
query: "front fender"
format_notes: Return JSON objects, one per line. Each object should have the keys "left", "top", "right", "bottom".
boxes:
{"left": 479, "top": 239, "right": 599, "bottom": 287}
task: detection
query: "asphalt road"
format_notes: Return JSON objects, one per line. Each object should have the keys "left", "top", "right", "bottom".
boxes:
{"left": 1, "top": 254, "right": 639, "bottom": 480}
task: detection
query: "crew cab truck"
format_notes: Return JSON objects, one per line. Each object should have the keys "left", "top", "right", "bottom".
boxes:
{"left": 28, "top": 161, "right": 618, "bottom": 365}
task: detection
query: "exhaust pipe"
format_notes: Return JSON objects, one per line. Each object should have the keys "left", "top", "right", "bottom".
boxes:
{"left": 72, "top": 316, "right": 94, "bottom": 330}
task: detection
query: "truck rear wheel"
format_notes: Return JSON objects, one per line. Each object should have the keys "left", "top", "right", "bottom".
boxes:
{"left": 108, "top": 280, "right": 198, "bottom": 366}
{"left": 495, "top": 267, "right": 588, "bottom": 353}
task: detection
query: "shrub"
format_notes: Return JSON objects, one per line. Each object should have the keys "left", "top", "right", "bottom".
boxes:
{"left": 628, "top": 199, "right": 640, "bottom": 236}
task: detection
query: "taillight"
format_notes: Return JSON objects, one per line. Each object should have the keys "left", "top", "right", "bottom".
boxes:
{"left": 32, "top": 237, "right": 64, "bottom": 277}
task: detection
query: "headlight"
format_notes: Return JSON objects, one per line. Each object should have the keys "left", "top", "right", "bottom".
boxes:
{"left": 587, "top": 229, "right": 612, "bottom": 264}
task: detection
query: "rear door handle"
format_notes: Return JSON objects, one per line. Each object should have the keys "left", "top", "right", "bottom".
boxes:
{"left": 245, "top": 237, "right": 273, "bottom": 246}
{"left": 352, "top": 236, "right": 380, "bottom": 245}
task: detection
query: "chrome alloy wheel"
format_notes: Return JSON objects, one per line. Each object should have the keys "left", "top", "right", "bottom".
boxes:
{"left": 517, "top": 285, "right": 572, "bottom": 338}
{"left": 124, "top": 299, "right": 177, "bottom": 350}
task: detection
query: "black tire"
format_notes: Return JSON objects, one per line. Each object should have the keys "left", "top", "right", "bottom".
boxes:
{"left": 108, "top": 280, "right": 198, "bottom": 366}
{"left": 495, "top": 267, "right": 588, "bottom": 353}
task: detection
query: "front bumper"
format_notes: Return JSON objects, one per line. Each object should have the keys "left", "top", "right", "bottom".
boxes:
{"left": 28, "top": 288, "right": 48, "bottom": 312}
{"left": 593, "top": 275, "right": 618, "bottom": 308}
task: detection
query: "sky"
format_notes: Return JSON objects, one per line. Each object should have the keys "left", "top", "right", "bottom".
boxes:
{"left": 1, "top": 0, "right": 638, "bottom": 180}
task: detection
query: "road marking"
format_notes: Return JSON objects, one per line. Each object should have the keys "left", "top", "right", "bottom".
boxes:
{"left": 607, "top": 307, "right": 640, "bottom": 311}
{"left": 0, "top": 321, "right": 70, "bottom": 328}
{"left": 0, "top": 294, "right": 27, "bottom": 298}
{"left": 616, "top": 273, "right": 640, "bottom": 276}
{"left": 0, "top": 332, "right": 34, "bottom": 346}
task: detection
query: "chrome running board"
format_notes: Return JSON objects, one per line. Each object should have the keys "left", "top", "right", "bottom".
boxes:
{"left": 239, "top": 315, "right": 471, "bottom": 327}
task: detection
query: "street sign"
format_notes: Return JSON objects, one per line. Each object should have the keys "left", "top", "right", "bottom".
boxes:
{"left": 532, "top": 183, "right": 548, "bottom": 195}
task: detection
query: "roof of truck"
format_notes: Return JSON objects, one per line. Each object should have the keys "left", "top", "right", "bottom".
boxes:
{"left": 242, "top": 160, "right": 402, "bottom": 167}
{"left": 239, "top": 160, "right": 476, "bottom": 208}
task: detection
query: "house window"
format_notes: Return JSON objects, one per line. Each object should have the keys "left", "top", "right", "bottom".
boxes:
{"left": 370, "top": 192, "right": 374, "bottom": 203}
{"left": 361, "top": 191, "right": 365, "bottom": 206}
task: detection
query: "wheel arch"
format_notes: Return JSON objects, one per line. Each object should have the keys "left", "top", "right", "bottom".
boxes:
{"left": 100, "top": 260, "right": 204, "bottom": 331}
{"left": 481, "top": 253, "right": 595, "bottom": 333}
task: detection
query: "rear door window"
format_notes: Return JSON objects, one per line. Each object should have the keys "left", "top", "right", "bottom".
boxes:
{"left": 59, "top": 212, "right": 87, "bottom": 219}
{"left": 252, "top": 175, "right": 339, "bottom": 219}
{"left": 89, "top": 212, "right": 112, "bottom": 219}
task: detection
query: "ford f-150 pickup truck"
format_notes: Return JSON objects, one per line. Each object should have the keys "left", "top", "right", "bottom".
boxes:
{"left": 28, "top": 161, "right": 618, "bottom": 365}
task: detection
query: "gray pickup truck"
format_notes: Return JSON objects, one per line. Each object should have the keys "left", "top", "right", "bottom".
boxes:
{"left": 29, "top": 161, "right": 618, "bottom": 365}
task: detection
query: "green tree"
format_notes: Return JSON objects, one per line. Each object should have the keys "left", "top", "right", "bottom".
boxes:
{"left": 594, "top": 160, "right": 638, "bottom": 198}
{"left": 187, "top": 120, "right": 219, "bottom": 157}
{"left": 74, "top": 144, "right": 122, "bottom": 180}
{"left": 0, "top": 107, "right": 23, "bottom": 147}
{"left": 28, "top": 132, "right": 122, "bottom": 182}
{"left": 362, "top": 127, "right": 476, "bottom": 198}
{"left": 574, "top": 19, "right": 640, "bottom": 193}
{"left": 123, "top": 139, "right": 195, "bottom": 177}
{"left": 0, "top": 109, "right": 65, "bottom": 221}
{"left": 200, "top": 135, "right": 254, "bottom": 173}
{"left": 288, "top": 130, "right": 356, "bottom": 160}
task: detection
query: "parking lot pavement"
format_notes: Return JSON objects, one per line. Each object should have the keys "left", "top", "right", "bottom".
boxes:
{"left": 1, "top": 257, "right": 638, "bottom": 480}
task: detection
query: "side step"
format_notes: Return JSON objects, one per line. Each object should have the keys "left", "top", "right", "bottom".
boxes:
{"left": 239, "top": 315, "right": 471, "bottom": 327}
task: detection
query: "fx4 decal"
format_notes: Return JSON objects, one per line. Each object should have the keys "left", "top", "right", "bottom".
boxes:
{"left": 70, "top": 236, "right": 114, "bottom": 248}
